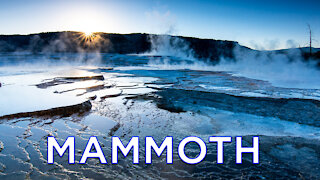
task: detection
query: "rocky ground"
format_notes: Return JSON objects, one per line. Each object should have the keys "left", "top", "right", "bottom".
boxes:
{"left": 0, "top": 53, "right": 319, "bottom": 179}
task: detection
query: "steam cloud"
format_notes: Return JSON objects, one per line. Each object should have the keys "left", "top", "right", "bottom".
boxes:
{"left": 147, "top": 36, "right": 320, "bottom": 89}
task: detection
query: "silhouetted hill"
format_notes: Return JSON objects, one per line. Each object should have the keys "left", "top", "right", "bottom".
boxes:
{"left": 0, "top": 31, "right": 319, "bottom": 64}
{"left": 0, "top": 31, "right": 243, "bottom": 62}
{"left": 268, "top": 47, "right": 320, "bottom": 66}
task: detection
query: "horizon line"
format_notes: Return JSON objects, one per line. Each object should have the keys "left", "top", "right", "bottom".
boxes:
{"left": 1, "top": 30, "right": 319, "bottom": 51}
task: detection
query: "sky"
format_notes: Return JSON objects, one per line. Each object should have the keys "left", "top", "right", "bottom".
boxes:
{"left": 0, "top": 0, "right": 319, "bottom": 50}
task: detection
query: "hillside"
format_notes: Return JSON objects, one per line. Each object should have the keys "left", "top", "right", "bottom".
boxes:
{"left": 0, "top": 31, "right": 319, "bottom": 64}
{"left": 0, "top": 31, "right": 242, "bottom": 62}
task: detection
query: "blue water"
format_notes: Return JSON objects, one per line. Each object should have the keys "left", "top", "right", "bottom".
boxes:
{"left": 0, "top": 53, "right": 319, "bottom": 179}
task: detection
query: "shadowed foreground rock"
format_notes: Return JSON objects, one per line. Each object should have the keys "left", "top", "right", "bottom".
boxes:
{"left": 0, "top": 100, "right": 92, "bottom": 120}
{"left": 36, "top": 75, "right": 104, "bottom": 89}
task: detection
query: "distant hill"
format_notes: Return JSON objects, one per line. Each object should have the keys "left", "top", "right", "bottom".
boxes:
{"left": 0, "top": 31, "right": 243, "bottom": 62}
{"left": 271, "top": 47, "right": 320, "bottom": 60}
{"left": 0, "top": 31, "right": 319, "bottom": 64}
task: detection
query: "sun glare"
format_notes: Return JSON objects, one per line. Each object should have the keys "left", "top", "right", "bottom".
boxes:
{"left": 77, "top": 30, "right": 101, "bottom": 47}
{"left": 83, "top": 31, "right": 94, "bottom": 37}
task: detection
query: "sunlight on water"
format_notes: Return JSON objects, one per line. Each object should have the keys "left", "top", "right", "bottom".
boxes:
{"left": 0, "top": 53, "right": 319, "bottom": 179}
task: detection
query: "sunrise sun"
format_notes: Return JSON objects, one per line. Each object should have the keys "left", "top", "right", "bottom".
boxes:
{"left": 83, "top": 31, "right": 94, "bottom": 37}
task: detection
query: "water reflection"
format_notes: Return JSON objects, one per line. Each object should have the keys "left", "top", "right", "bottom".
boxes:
{"left": 0, "top": 53, "right": 319, "bottom": 179}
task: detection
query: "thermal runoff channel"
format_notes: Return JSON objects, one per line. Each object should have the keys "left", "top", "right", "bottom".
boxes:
{"left": 47, "top": 136, "right": 259, "bottom": 165}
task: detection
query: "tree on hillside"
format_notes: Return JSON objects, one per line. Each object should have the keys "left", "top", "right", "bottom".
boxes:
{"left": 307, "top": 24, "right": 312, "bottom": 55}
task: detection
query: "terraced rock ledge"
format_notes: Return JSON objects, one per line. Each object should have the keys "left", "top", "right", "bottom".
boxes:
{"left": 0, "top": 100, "right": 92, "bottom": 120}
{"left": 36, "top": 75, "right": 105, "bottom": 89}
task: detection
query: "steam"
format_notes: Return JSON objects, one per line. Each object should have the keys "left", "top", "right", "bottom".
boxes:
{"left": 1, "top": 31, "right": 319, "bottom": 89}
{"left": 286, "top": 39, "right": 299, "bottom": 49}
{"left": 146, "top": 36, "right": 320, "bottom": 89}
{"left": 216, "top": 46, "right": 320, "bottom": 89}
{"left": 144, "top": 9, "right": 196, "bottom": 60}
{"left": 143, "top": 7, "right": 320, "bottom": 89}
{"left": 145, "top": 10, "right": 176, "bottom": 35}
{"left": 249, "top": 39, "right": 300, "bottom": 50}
{"left": 0, "top": 32, "right": 110, "bottom": 66}
{"left": 249, "top": 39, "right": 281, "bottom": 50}
{"left": 146, "top": 35, "right": 195, "bottom": 60}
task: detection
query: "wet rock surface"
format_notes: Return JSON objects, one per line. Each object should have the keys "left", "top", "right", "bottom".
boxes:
{"left": 153, "top": 88, "right": 320, "bottom": 127}
{"left": 0, "top": 53, "right": 319, "bottom": 179}
{"left": 0, "top": 100, "right": 92, "bottom": 120}
{"left": 36, "top": 75, "right": 104, "bottom": 89}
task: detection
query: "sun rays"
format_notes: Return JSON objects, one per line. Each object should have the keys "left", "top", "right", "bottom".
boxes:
{"left": 76, "top": 31, "right": 101, "bottom": 47}
{"left": 81, "top": 31, "right": 96, "bottom": 41}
